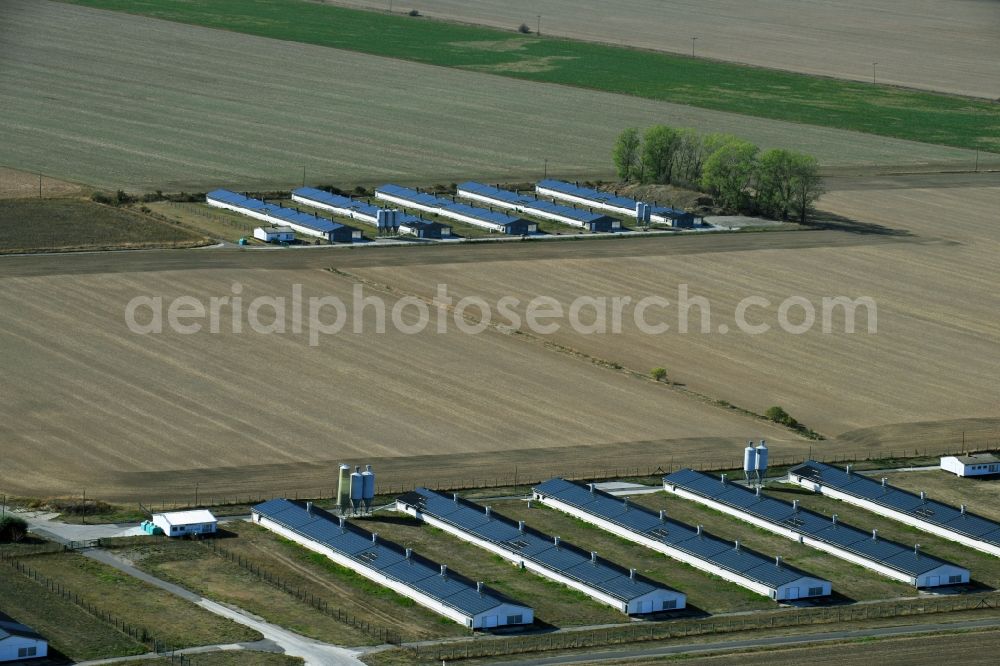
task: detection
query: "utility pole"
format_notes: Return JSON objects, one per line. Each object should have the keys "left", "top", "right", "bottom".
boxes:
{"left": 1, "top": 494, "right": 6, "bottom": 519}
{"left": 38, "top": 173, "right": 42, "bottom": 199}
{"left": 195, "top": 481, "right": 199, "bottom": 507}
{"left": 872, "top": 62, "right": 878, "bottom": 84}
{"left": 82, "top": 489, "right": 86, "bottom": 525}
{"left": 543, "top": 158, "right": 548, "bottom": 179}
{"left": 301, "top": 165, "right": 306, "bottom": 187}
{"left": 691, "top": 36, "right": 697, "bottom": 57}
{"left": 975, "top": 148, "right": 980, "bottom": 172}
{"left": 537, "top": 15, "right": 541, "bottom": 36}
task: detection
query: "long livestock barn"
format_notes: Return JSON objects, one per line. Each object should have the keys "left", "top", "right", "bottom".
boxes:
{"left": 251, "top": 499, "right": 533, "bottom": 629}
{"left": 457, "top": 181, "right": 622, "bottom": 232}
{"left": 374, "top": 185, "right": 536, "bottom": 235}
{"left": 457, "top": 182, "right": 621, "bottom": 232}
{"left": 291, "top": 187, "right": 450, "bottom": 239}
{"left": 533, "top": 478, "right": 831, "bottom": 601}
{"left": 788, "top": 461, "right": 1000, "bottom": 558}
{"left": 662, "top": 469, "right": 970, "bottom": 588}
{"left": 396, "top": 488, "right": 686, "bottom": 615}
{"left": 535, "top": 179, "right": 698, "bottom": 228}
{"left": 206, "top": 190, "right": 361, "bottom": 242}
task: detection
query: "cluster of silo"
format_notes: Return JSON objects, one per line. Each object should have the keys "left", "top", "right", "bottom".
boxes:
{"left": 336, "top": 463, "right": 376, "bottom": 515}
{"left": 375, "top": 209, "right": 401, "bottom": 234}
{"left": 635, "top": 202, "right": 651, "bottom": 225}
{"left": 742, "top": 440, "right": 769, "bottom": 486}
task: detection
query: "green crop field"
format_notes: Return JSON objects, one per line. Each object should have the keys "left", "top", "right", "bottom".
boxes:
{"left": 0, "top": 199, "right": 209, "bottom": 253}
{"left": 63, "top": 0, "right": 1000, "bottom": 152}
{"left": 3, "top": 2, "right": 986, "bottom": 192}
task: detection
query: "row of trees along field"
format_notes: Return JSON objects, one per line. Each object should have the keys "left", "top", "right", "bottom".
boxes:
{"left": 613, "top": 126, "right": 825, "bottom": 222}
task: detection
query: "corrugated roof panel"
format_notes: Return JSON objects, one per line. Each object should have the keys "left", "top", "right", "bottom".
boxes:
{"left": 459, "top": 182, "right": 618, "bottom": 225}
{"left": 400, "top": 487, "right": 677, "bottom": 603}
{"left": 790, "top": 460, "right": 1000, "bottom": 548}
{"left": 207, "top": 189, "right": 350, "bottom": 234}
{"left": 252, "top": 499, "right": 526, "bottom": 617}
{"left": 664, "top": 469, "right": 962, "bottom": 578}
{"left": 534, "top": 477, "right": 827, "bottom": 591}
{"left": 376, "top": 184, "right": 528, "bottom": 227}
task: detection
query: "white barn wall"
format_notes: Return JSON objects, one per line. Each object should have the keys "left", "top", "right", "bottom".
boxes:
{"left": 535, "top": 186, "right": 629, "bottom": 216}
{"left": 397, "top": 501, "right": 683, "bottom": 613}
{"left": 252, "top": 512, "right": 528, "bottom": 628}
{"left": 458, "top": 187, "right": 587, "bottom": 228}
{"left": 291, "top": 193, "right": 377, "bottom": 225}
{"left": 534, "top": 493, "right": 830, "bottom": 600}
{"left": 375, "top": 192, "right": 503, "bottom": 232}
{"left": 534, "top": 494, "right": 774, "bottom": 599}
{"left": 0, "top": 636, "right": 47, "bottom": 662}
{"left": 788, "top": 473, "right": 1000, "bottom": 558}
{"left": 207, "top": 197, "right": 329, "bottom": 240}
{"left": 457, "top": 188, "right": 521, "bottom": 212}
{"left": 662, "top": 482, "right": 926, "bottom": 586}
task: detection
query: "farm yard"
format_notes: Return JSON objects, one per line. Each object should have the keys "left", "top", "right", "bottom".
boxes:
{"left": 0, "top": 0, "right": 993, "bottom": 193}
{"left": 324, "top": 0, "right": 1000, "bottom": 99}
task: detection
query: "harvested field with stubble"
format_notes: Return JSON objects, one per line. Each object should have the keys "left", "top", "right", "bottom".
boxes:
{"left": 0, "top": 1, "right": 987, "bottom": 193}
{"left": 0, "top": 264, "right": 796, "bottom": 500}
{"left": 0, "top": 199, "right": 209, "bottom": 253}
{"left": 326, "top": 0, "right": 1000, "bottom": 99}
{"left": 353, "top": 185, "right": 1000, "bottom": 441}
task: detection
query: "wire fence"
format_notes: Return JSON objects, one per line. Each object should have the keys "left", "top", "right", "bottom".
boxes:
{"left": 404, "top": 592, "right": 1000, "bottom": 661}
{"left": 204, "top": 539, "right": 401, "bottom": 644}
{"left": 123, "top": 443, "right": 999, "bottom": 514}
{"left": 0, "top": 551, "right": 163, "bottom": 651}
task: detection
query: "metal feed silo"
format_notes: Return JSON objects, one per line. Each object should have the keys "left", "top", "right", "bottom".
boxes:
{"left": 337, "top": 464, "right": 351, "bottom": 512}
{"left": 756, "top": 440, "right": 769, "bottom": 478}
{"left": 362, "top": 465, "right": 375, "bottom": 511}
{"left": 349, "top": 466, "right": 364, "bottom": 514}
{"left": 743, "top": 442, "right": 757, "bottom": 481}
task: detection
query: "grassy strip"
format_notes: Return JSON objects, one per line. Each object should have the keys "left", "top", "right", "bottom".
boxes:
{"left": 110, "top": 538, "right": 377, "bottom": 646}
{"left": 25, "top": 552, "right": 262, "bottom": 649}
{"left": 63, "top": 0, "right": 999, "bottom": 152}
{"left": 0, "top": 564, "right": 146, "bottom": 661}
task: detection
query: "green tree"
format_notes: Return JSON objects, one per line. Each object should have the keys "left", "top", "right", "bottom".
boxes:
{"left": 0, "top": 515, "right": 27, "bottom": 543}
{"left": 756, "top": 149, "right": 824, "bottom": 221}
{"left": 671, "top": 128, "right": 708, "bottom": 187}
{"left": 641, "top": 125, "right": 680, "bottom": 184}
{"left": 765, "top": 405, "right": 799, "bottom": 428}
{"left": 612, "top": 128, "right": 642, "bottom": 181}
{"left": 789, "top": 153, "right": 824, "bottom": 223}
{"left": 755, "top": 148, "right": 798, "bottom": 219}
{"left": 650, "top": 367, "right": 667, "bottom": 382}
{"left": 701, "top": 138, "right": 759, "bottom": 212}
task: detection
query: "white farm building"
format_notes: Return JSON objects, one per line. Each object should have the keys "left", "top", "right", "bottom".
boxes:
{"left": 533, "top": 478, "right": 831, "bottom": 601}
{"left": 375, "top": 184, "right": 537, "bottom": 235}
{"left": 789, "top": 460, "right": 1000, "bottom": 558}
{"left": 252, "top": 499, "right": 533, "bottom": 630}
{"left": 0, "top": 618, "right": 47, "bottom": 662}
{"left": 207, "top": 190, "right": 361, "bottom": 243}
{"left": 152, "top": 509, "right": 218, "bottom": 537}
{"left": 941, "top": 454, "right": 1000, "bottom": 477}
{"left": 253, "top": 226, "right": 295, "bottom": 243}
{"left": 663, "top": 469, "right": 970, "bottom": 588}
{"left": 396, "top": 488, "right": 686, "bottom": 615}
